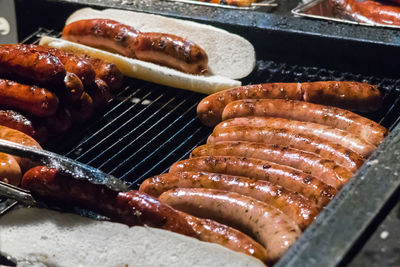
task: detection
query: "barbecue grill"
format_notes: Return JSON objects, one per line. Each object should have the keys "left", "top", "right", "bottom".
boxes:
{"left": 1, "top": 0, "right": 400, "bottom": 266}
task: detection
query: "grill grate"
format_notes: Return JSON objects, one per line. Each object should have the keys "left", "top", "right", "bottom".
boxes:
{"left": 20, "top": 28, "right": 400, "bottom": 189}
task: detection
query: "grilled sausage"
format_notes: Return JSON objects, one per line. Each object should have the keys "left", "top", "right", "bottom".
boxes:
{"left": 140, "top": 172, "right": 320, "bottom": 229}
{"left": 215, "top": 117, "right": 376, "bottom": 158}
{"left": 0, "top": 125, "right": 41, "bottom": 172}
{"left": 331, "top": 0, "right": 400, "bottom": 25}
{"left": 208, "top": 126, "right": 364, "bottom": 172}
{"left": 159, "top": 188, "right": 301, "bottom": 262}
{"left": 43, "top": 108, "right": 72, "bottom": 136}
{"left": 59, "top": 72, "right": 84, "bottom": 104}
{"left": 21, "top": 166, "right": 267, "bottom": 263}
{"left": 62, "top": 19, "right": 208, "bottom": 75}
{"left": 28, "top": 44, "right": 96, "bottom": 87}
{"left": 191, "top": 142, "right": 354, "bottom": 184}
{"left": 169, "top": 156, "right": 337, "bottom": 206}
{"left": 221, "top": 99, "right": 386, "bottom": 146}
{"left": 80, "top": 54, "right": 124, "bottom": 92}
{"left": 0, "top": 44, "right": 66, "bottom": 85}
{"left": 0, "top": 110, "right": 47, "bottom": 143}
{"left": 197, "top": 81, "right": 382, "bottom": 126}
{"left": 0, "top": 79, "right": 59, "bottom": 117}
{"left": 69, "top": 92, "right": 94, "bottom": 124}
{"left": 86, "top": 78, "right": 111, "bottom": 111}
{"left": 0, "top": 153, "right": 22, "bottom": 186}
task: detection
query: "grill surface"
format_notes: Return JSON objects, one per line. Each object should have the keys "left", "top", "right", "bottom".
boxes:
{"left": 23, "top": 27, "right": 400, "bottom": 189}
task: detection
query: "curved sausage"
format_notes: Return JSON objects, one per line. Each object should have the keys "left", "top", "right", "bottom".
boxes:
{"left": 208, "top": 126, "right": 364, "bottom": 172}
{"left": 80, "top": 54, "right": 124, "bottom": 92}
{"left": 140, "top": 172, "right": 320, "bottom": 229}
{"left": 0, "top": 110, "right": 46, "bottom": 143}
{"left": 330, "top": 0, "right": 400, "bottom": 25}
{"left": 215, "top": 117, "right": 376, "bottom": 158}
{"left": 222, "top": 99, "right": 386, "bottom": 146}
{"left": 0, "top": 79, "right": 59, "bottom": 117}
{"left": 159, "top": 188, "right": 301, "bottom": 262}
{"left": 197, "top": 81, "right": 382, "bottom": 126}
{"left": 21, "top": 166, "right": 267, "bottom": 263}
{"left": 28, "top": 44, "right": 96, "bottom": 87}
{"left": 58, "top": 72, "right": 84, "bottom": 105}
{"left": 169, "top": 156, "right": 337, "bottom": 206}
{"left": 63, "top": 19, "right": 208, "bottom": 75}
{"left": 69, "top": 92, "right": 94, "bottom": 124}
{"left": 191, "top": 142, "right": 354, "bottom": 184}
{"left": 0, "top": 44, "right": 66, "bottom": 85}
{"left": 0, "top": 152, "right": 22, "bottom": 186}
{"left": 86, "top": 78, "right": 111, "bottom": 111}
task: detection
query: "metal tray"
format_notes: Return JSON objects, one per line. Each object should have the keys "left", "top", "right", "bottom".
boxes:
{"left": 164, "top": 0, "right": 277, "bottom": 10}
{"left": 292, "top": 0, "right": 400, "bottom": 29}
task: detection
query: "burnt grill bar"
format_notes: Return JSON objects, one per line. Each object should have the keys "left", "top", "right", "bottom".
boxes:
{"left": 2, "top": 0, "right": 400, "bottom": 264}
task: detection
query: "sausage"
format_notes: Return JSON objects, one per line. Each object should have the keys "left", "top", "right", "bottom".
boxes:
{"left": 191, "top": 142, "right": 354, "bottom": 185}
{"left": 80, "top": 54, "right": 124, "bottom": 92}
{"left": 221, "top": 99, "right": 387, "bottom": 146}
{"left": 0, "top": 44, "right": 66, "bottom": 85}
{"left": 85, "top": 78, "right": 111, "bottom": 111}
{"left": 215, "top": 117, "right": 376, "bottom": 158}
{"left": 140, "top": 172, "right": 320, "bottom": 229}
{"left": 330, "top": 0, "right": 400, "bottom": 25}
{"left": 28, "top": 44, "right": 96, "bottom": 87}
{"left": 69, "top": 92, "right": 94, "bottom": 124}
{"left": 0, "top": 125, "right": 41, "bottom": 172}
{"left": 21, "top": 166, "right": 267, "bottom": 263}
{"left": 197, "top": 81, "right": 382, "bottom": 126}
{"left": 0, "top": 152, "right": 22, "bottom": 186}
{"left": 62, "top": 19, "right": 208, "bottom": 75}
{"left": 0, "top": 110, "right": 47, "bottom": 143}
{"left": 159, "top": 188, "right": 301, "bottom": 262}
{"left": 43, "top": 108, "right": 72, "bottom": 136}
{"left": 208, "top": 126, "right": 364, "bottom": 172}
{"left": 0, "top": 79, "right": 59, "bottom": 117}
{"left": 169, "top": 156, "right": 337, "bottom": 206}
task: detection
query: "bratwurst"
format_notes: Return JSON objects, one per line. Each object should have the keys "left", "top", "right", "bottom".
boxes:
{"left": 197, "top": 81, "right": 382, "bottom": 126}
{"left": 62, "top": 19, "right": 208, "bottom": 74}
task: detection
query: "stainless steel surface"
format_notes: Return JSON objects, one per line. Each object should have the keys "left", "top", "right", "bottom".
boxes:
{"left": 0, "top": 139, "right": 129, "bottom": 192}
{"left": 292, "top": 0, "right": 400, "bottom": 29}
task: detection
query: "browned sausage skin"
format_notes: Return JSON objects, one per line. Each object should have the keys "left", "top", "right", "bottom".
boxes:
{"left": 221, "top": 99, "right": 386, "bottom": 146}
{"left": 208, "top": 126, "right": 364, "bottom": 173}
{"left": 169, "top": 156, "right": 337, "bottom": 206}
{"left": 21, "top": 166, "right": 267, "bottom": 262}
{"left": 197, "top": 81, "right": 382, "bottom": 126}
{"left": 159, "top": 188, "right": 301, "bottom": 262}
{"left": 140, "top": 172, "right": 320, "bottom": 229}
{"left": 215, "top": 117, "right": 376, "bottom": 158}
{"left": 0, "top": 79, "right": 59, "bottom": 117}
{"left": 0, "top": 44, "right": 66, "bottom": 85}
{"left": 62, "top": 19, "right": 208, "bottom": 75}
{"left": 191, "top": 142, "right": 354, "bottom": 185}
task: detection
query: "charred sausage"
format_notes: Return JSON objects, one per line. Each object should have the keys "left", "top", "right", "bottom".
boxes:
{"left": 21, "top": 166, "right": 267, "bottom": 263}
{"left": 221, "top": 99, "right": 386, "bottom": 146}
{"left": 85, "top": 78, "right": 111, "bottom": 111}
{"left": 169, "top": 156, "right": 337, "bottom": 206}
{"left": 62, "top": 19, "right": 209, "bottom": 75}
{"left": 0, "top": 79, "right": 59, "bottom": 117}
{"left": 159, "top": 188, "right": 301, "bottom": 262}
{"left": 215, "top": 117, "right": 376, "bottom": 158}
{"left": 208, "top": 126, "right": 364, "bottom": 172}
{"left": 69, "top": 92, "right": 94, "bottom": 124}
{"left": 191, "top": 142, "right": 354, "bottom": 184}
{"left": 197, "top": 81, "right": 382, "bottom": 126}
{"left": 140, "top": 171, "right": 320, "bottom": 229}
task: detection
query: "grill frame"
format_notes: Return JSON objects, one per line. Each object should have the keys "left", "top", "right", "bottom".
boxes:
{"left": 4, "top": 1, "right": 400, "bottom": 265}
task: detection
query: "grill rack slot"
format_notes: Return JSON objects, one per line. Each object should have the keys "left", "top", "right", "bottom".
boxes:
{"left": 20, "top": 28, "right": 400, "bottom": 189}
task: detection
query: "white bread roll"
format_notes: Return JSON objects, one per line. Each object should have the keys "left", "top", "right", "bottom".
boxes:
{"left": 0, "top": 208, "right": 264, "bottom": 267}
{"left": 65, "top": 8, "right": 256, "bottom": 80}
{"left": 39, "top": 36, "right": 241, "bottom": 95}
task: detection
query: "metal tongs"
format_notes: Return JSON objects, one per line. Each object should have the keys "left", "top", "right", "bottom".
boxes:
{"left": 0, "top": 139, "right": 129, "bottom": 212}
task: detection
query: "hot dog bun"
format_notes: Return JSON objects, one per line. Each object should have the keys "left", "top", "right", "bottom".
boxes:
{"left": 39, "top": 7, "right": 257, "bottom": 94}
{"left": 0, "top": 207, "right": 264, "bottom": 267}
